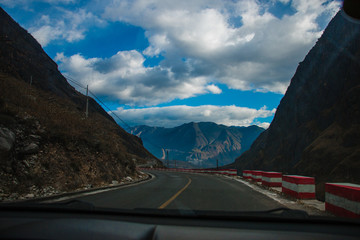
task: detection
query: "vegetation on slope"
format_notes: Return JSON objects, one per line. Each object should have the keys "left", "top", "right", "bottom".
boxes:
{"left": 0, "top": 74, "right": 161, "bottom": 200}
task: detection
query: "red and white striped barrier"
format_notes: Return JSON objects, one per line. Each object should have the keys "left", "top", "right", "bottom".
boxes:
{"left": 261, "top": 172, "right": 282, "bottom": 187}
{"left": 138, "top": 167, "right": 237, "bottom": 176}
{"left": 325, "top": 183, "right": 360, "bottom": 218}
{"left": 251, "top": 170, "right": 262, "bottom": 182}
{"left": 220, "top": 169, "right": 237, "bottom": 176}
{"left": 282, "top": 175, "right": 315, "bottom": 199}
{"left": 141, "top": 167, "right": 360, "bottom": 219}
{"left": 242, "top": 170, "right": 252, "bottom": 180}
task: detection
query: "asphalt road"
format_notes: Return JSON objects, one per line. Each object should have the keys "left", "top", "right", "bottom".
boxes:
{"left": 73, "top": 170, "right": 284, "bottom": 212}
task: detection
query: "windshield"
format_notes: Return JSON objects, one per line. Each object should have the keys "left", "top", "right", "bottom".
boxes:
{"left": 0, "top": 0, "right": 359, "bottom": 220}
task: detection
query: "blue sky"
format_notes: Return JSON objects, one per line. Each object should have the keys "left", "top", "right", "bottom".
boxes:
{"left": 1, "top": 0, "right": 341, "bottom": 128}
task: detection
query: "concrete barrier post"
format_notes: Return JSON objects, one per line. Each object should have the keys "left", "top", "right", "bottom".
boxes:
{"left": 282, "top": 175, "right": 315, "bottom": 199}
{"left": 262, "top": 172, "right": 282, "bottom": 187}
{"left": 325, "top": 183, "right": 360, "bottom": 218}
{"left": 251, "top": 170, "right": 262, "bottom": 183}
{"left": 223, "top": 169, "right": 237, "bottom": 176}
{"left": 242, "top": 170, "right": 252, "bottom": 180}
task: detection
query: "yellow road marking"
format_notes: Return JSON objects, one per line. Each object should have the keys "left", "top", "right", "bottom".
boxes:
{"left": 158, "top": 177, "right": 192, "bottom": 209}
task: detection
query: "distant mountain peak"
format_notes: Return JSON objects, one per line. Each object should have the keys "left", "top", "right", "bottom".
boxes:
{"left": 131, "top": 122, "right": 264, "bottom": 168}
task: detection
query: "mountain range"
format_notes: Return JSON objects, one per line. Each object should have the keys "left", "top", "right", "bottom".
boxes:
{"left": 131, "top": 122, "right": 264, "bottom": 168}
{"left": 234, "top": 10, "right": 360, "bottom": 200}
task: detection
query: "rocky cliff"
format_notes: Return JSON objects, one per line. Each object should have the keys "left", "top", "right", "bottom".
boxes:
{"left": 234, "top": 10, "right": 360, "bottom": 199}
{"left": 131, "top": 122, "right": 264, "bottom": 168}
{"left": 0, "top": 7, "right": 161, "bottom": 201}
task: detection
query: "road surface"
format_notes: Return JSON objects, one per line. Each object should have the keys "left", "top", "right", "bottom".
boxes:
{"left": 73, "top": 170, "right": 284, "bottom": 211}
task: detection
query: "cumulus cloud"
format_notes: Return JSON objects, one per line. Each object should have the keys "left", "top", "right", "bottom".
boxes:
{"left": 0, "top": 0, "right": 75, "bottom": 7}
{"left": 206, "top": 84, "right": 222, "bottom": 94}
{"left": 5, "top": 0, "right": 341, "bottom": 125}
{"left": 103, "top": 0, "right": 340, "bottom": 93}
{"left": 9, "top": 0, "right": 340, "bottom": 103}
{"left": 112, "top": 105, "right": 275, "bottom": 128}
{"left": 30, "top": 8, "right": 105, "bottom": 46}
{"left": 55, "top": 51, "right": 222, "bottom": 106}
{"left": 5, "top": 0, "right": 341, "bottom": 96}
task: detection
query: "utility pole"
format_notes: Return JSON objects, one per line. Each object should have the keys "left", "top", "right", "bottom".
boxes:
{"left": 85, "top": 85, "right": 89, "bottom": 118}
{"left": 216, "top": 159, "right": 218, "bottom": 169}
{"left": 166, "top": 150, "right": 169, "bottom": 168}
{"left": 29, "top": 57, "right": 32, "bottom": 86}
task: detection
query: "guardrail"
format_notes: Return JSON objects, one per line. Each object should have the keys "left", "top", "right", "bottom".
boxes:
{"left": 240, "top": 170, "right": 359, "bottom": 218}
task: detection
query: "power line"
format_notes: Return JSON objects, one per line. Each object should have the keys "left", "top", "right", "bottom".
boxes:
{"left": 63, "top": 74, "right": 165, "bottom": 154}
{"left": 88, "top": 90, "right": 132, "bottom": 132}
{"left": 64, "top": 74, "right": 131, "bottom": 131}
{"left": 63, "top": 74, "right": 87, "bottom": 90}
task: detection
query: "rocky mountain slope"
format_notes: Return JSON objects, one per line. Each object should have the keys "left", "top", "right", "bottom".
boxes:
{"left": 234, "top": 10, "right": 360, "bottom": 200}
{"left": 0, "top": 7, "right": 161, "bottom": 201}
{"left": 131, "top": 122, "right": 264, "bottom": 168}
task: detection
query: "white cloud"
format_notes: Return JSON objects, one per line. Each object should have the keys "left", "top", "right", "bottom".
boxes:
{"left": 277, "top": 0, "right": 291, "bottom": 4}
{"left": 30, "top": 8, "right": 105, "bottom": 46}
{"left": 0, "top": 0, "right": 76, "bottom": 9}
{"left": 52, "top": 0, "right": 340, "bottom": 109}
{"left": 6, "top": 0, "right": 341, "bottom": 98}
{"left": 206, "top": 84, "right": 222, "bottom": 94}
{"left": 5, "top": 0, "right": 341, "bottom": 105}
{"left": 56, "top": 51, "right": 223, "bottom": 106}
{"left": 31, "top": 25, "right": 61, "bottom": 47}
{"left": 112, "top": 105, "right": 276, "bottom": 128}
{"left": 253, "top": 121, "right": 271, "bottom": 129}
{"left": 103, "top": 0, "right": 340, "bottom": 94}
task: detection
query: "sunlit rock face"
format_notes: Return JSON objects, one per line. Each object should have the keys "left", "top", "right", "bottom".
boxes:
{"left": 131, "top": 122, "right": 264, "bottom": 168}
{"left": 234, "top": 10, "right": 360, "bottom": 199}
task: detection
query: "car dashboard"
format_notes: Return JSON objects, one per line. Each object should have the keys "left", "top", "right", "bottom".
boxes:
{"left": 1, "top": 206, "right": 359, "bottom": 240}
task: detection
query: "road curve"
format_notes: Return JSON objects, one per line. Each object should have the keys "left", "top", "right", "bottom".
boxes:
{"left": 74, "top": 170, "right": 284, "bottom": 211}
